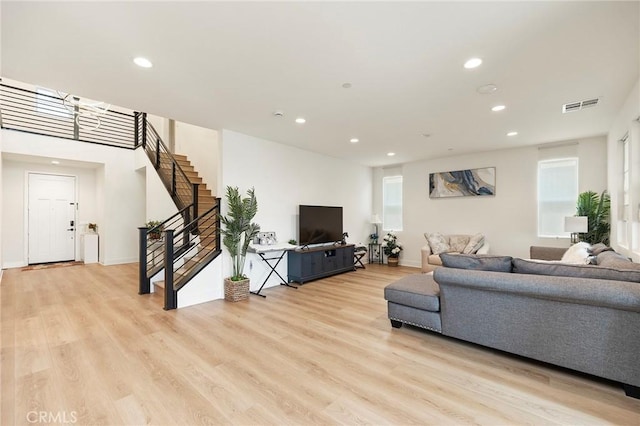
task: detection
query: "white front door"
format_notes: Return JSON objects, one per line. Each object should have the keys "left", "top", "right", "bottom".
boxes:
{"left": 28, "top": 173, "right": 76, "bottom": 264}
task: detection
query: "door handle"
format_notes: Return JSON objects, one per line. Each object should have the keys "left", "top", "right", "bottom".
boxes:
{"left": 67, "top": 228, "right": 75, "bottom": 231}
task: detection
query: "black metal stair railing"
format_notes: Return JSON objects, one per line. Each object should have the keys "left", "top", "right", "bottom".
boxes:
{"left": 134, "top": 112, "right": 221, "bottom": 309}
{"left": 161, "top": 202, "right": 221, "bottom": 310}
{"left": 0, "top": 82, "right": 136, "bottom": 149}
{"left": 135, "top": 112, "right": 199, "bottom": 219}
{"left": 138, "top": 205, "right": 192, "bottom": 295}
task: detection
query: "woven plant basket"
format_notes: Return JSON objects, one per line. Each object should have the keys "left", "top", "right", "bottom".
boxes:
{"left": 388, "top": 257, "right": 399, "bottom": 267}
{"left": 224, "top": 277, "right": 250, "bottom": 302}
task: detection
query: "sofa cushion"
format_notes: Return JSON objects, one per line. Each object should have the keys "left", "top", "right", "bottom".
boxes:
{"left": 440, "top": 253, "right": 513, "bottom": 272}
{"left": 384, "top": 274, "right": 440, "bottom": 312}
{"left": 449, "top": 235, "right": 470, "bottom": 253}
{"left": 513, "top": 258, "right": 640, "bottom": 283}
{"left": 561, "top": 242, "right": 592, "bottom": 264}
{"left": 462, "top": 233, "right": 484, "bottom": 254}
{"left": 426, "top": 232, "right": 450, "bottom": 255}
{"left": 428, "top": 254, "right": 444, "bottom": 266}
{"left": 596, "top": 250, "right": 640, "bottom": 269}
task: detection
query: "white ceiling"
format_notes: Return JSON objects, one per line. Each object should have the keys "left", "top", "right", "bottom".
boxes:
{"left": 1, "top": 1, "right": 639, "bottom": 167}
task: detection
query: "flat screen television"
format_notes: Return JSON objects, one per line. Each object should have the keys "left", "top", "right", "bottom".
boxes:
{"left": 299, "top": 205, "right": 343, "bottom": 246}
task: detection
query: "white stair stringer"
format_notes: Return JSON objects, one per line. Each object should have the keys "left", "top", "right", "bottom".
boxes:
{"left": 177, "top": 255, "right": 224, "bottom": 308}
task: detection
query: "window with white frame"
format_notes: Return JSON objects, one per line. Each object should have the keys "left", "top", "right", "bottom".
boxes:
{"left": 383, "top": 175, "right": 403, "bottom": 231}
{"left": 538, "top": 158, "right": 578, "bottom": 237}
{"left": 36, "top": 87, "right": 70, "bottom": 118}
{"left": 619, "top": 136, "right": 630, "bottom": 246}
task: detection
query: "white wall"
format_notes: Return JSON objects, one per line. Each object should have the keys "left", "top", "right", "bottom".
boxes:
{"left": 1, "top": 160, "right": 98, "bottom": 267}
{"left": 221, "top": 130, "right": 372, "bottom": 293}
{"left": 607, "top": 77, "right": 640, "bottom": 261}
{"left": 376, "top": 137, "right": 607, "bottom": 266}
{"left": 134, "top": 149, "right": 179, "bottom": 224}
{"left": 1, "top": 130, "right": 145, "bottom": 266}
{"left": 175, "top": 121, "right": 220, "bottom": 196}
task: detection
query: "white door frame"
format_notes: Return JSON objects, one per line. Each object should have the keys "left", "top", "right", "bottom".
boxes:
{"left": 24, "top": 171, "right": 79, "bottom": 264}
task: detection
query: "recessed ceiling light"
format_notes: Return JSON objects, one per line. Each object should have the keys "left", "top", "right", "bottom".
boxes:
{"left": 133, "top": 57, "right": 153, "bottom": 68}
{"left": 387, "top": 152, "right": 396, "bottom": 157}
{"left": 421, "top": 133, "right": 431, "bottom": 138}
{"left": 507, "top": 131, "right": 518, "bottom": 136}
{"left": 295, "top": 117, "right": 306, "bottom": 124}
{"left": 350, "top": 138, "right": 359, "bottom": 143}
{"left": 477, "top": 84, "right": 498, "bottom": 94}
{"left": 51, "top": 160, "right": 60, "bottom": 165}
{"left": 342, "top": 83, "right": 352, "bottom": 89}
{"left": 273, "top": 111, "right": 284, "bottom": 117}
{"left": 464, "top": 58, "right": 482, "bottom": 69}
{"left": 491, "top": 105, "right": 506, "bottom": 112}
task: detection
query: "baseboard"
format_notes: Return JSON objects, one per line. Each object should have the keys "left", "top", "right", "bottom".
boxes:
{"left": 102, "top": 257, "right": 137, "bottom": 266}
{"left": 2, "top": 261, "right": 27, "bottom": 269}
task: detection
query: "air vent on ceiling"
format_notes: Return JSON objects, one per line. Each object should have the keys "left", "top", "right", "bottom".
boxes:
{"left": 562, "top": 98, "right": 599, "bottom": 113}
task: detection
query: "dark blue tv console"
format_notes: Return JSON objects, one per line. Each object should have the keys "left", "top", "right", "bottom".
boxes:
{"left": 288, "top": 244, "right": 355, "bottom": 284}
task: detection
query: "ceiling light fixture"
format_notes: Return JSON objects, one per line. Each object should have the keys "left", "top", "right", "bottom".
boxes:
{"left": 477, "top": 84, "right": 498, "bottom": 94}
{"left": 273, "top": 111, "right": 284, "bottom": 117}
{"left": 350, "top": 138, "right": 359, "bottom": 143}
{"left": 464, "top": 58, "right": 482, "bottom": 69}
{"left": 51, "top": 160, "right": 60, "bottom": 165}
{"left": 491, "top": 105, "right": 506, "bottom": 112}
{"left": 134, "top": 57, "right": 153, "bottom": 68}
{"left": 56, "top": 90, "right": 110, "bottom": 131}
{"left": 342, "top": 83, "right": 352, "bottom": 89}
{"left": 507, "top": 131, "right": 518, "bottom": 136}
{"left": 295, "top": 117, "right": 306, "bottom": 124}
{"left": 387, "top": 152, "right": 396, "bottom": 157}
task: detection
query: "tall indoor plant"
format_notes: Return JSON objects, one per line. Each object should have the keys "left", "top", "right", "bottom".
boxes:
{"left": 220, "top": 186, "right": 260, "bottom": 301}
{"left": 575, "top": 190, "right": 610, "bottom": 245}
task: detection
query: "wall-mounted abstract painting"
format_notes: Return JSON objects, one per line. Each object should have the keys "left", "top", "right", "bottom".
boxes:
{"left": 429, "top": 167, "right": 496, "bottom": 198}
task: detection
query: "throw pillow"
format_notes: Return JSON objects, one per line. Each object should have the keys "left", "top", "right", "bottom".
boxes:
{"left": 426, "top": 232, "right": 450, "bottom": 255}
{"left": 448, "top": 235, "right": 470, "bottom": 253}
{"left": 597, "top": 251, "right": 640, "bottom": 270}
{"left": 561, "top": 242, "right": 592, "bottom": 264}
{"left": 590, "top": 243, "right": 613, "bottom": 256}
{"left": 440, "top": 253, "right": 513, "bottom": 272}
{"left": 463, "top": 233, "right": 485, "bottom": 254}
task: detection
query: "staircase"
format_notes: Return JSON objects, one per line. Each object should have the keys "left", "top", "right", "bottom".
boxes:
{"left": 156, "top": 153, "right": 217, "bottom": 217}
{"left": 136, "top": 112, "right": 221, "bottom": 310}
{"left": 0, "top": 83, "right": 220, "bottom": 310}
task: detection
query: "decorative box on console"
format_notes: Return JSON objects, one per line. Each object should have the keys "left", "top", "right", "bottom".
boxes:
{"left": 254, "top": 232, "right": 277, "bottom": 245}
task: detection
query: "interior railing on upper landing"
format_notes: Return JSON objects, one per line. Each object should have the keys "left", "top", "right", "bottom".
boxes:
{"left": 0, "top": 82, "right": 136, "bottom": 149}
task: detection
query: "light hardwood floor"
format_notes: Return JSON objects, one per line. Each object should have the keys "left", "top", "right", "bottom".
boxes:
{"left": 1, "top": 263, "right": 639, "bottom": 425}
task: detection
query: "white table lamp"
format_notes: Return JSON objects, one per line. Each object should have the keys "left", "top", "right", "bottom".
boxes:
{"left": 564, "top": 216, "right": 588, "bottom": 244}
{"left": 370, "top": 214, "right": 382, "bottom": 236}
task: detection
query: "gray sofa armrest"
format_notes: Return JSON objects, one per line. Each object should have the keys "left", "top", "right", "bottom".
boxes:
{"left": 530, "top": 246, "right": 566, "bottom": 261}
{"left": 433, "top": 267, "right": 640, "bottom": 313}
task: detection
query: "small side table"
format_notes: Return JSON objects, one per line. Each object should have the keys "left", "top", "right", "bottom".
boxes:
{"left": 368, "top": 243, "right": 383, "bottom": 264}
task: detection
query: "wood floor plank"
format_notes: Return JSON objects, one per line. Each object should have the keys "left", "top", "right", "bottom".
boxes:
{"left": 2, "top": 263, "right": 639, "bottom": 425}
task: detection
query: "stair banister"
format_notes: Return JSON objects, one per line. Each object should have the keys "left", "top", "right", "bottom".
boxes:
{"left": 163, "top": 229, "right": 177, "bottom": 310}
{"left": 138, "top": 226, "right": 150, "bottom": 294}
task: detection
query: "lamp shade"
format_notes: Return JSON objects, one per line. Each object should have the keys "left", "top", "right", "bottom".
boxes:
{"left": 370, "top": 214, "right": 382, "bottom": 224}
{"left": 564, "top": 216, "right": 588, "bottom": 233}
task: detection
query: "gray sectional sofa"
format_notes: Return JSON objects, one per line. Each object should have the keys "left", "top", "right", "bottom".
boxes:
{"left": 384, "top": 248, "right": 640, "bottom": 398}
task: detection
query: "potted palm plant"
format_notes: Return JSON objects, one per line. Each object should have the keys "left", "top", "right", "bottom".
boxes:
{"left": 575, "top": 190, "right": 610, "bottom": 245}
{"left": 220, "top": 186, "right": 260, "bottom": 302}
